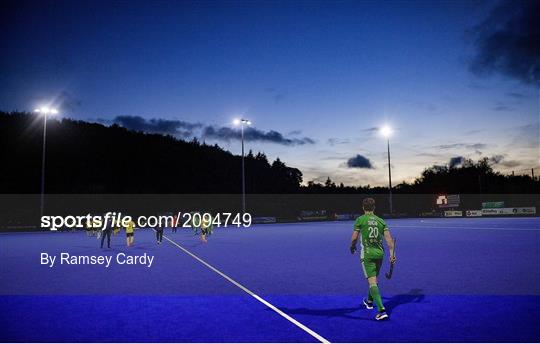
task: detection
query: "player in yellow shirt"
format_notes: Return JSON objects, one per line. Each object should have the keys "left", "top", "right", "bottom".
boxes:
{"left": 200, "top": 213, "right": 213, "bottom": 243}
{"left": 125, "top": 220, "right": 135, "bottom": 247}
{"left": 113, "top": 223, "right": 121, "bottom": 236}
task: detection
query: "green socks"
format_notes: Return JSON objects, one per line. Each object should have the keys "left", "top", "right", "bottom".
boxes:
{"left": 369, "top": 284, "right": 385, "bottom": 312}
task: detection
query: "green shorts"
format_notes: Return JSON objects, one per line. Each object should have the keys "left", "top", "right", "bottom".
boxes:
{"left": 361, "top": 258, "right": 383, "bottom": 278}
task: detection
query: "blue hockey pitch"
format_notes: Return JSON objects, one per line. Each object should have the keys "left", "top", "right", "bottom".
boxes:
{"left": 1, "top": 217, "right": 539, "bottom": 342}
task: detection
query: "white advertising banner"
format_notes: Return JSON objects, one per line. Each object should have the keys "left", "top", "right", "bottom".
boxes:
{"left": 466, "top": 210, "right": 483, "bottom": 217}
{"left": 481, "top": 207, "right": 536, "bottom": 215}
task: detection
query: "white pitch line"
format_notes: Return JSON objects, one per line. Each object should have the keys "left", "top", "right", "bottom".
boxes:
{"left": 161, "top": 234, "right": 331, "bottom": 344}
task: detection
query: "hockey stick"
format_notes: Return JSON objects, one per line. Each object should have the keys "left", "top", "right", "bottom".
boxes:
{"left": 385, "top": 238, "right": 396, "bottom": 279}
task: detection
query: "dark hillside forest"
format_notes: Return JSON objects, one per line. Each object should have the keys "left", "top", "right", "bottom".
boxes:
{"left": 0, "top": 112, "right": 301, "bottom": 193}
{"left": 1, "top": 111, "right": 539, "bottom": 195}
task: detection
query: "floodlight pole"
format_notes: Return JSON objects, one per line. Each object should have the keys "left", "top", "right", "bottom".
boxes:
{"left": 35, "top": 107, "right": 57, "bottom": 220}
{"left": 241, "top": 121, "right": 246, "bottom": 214}
{"left": 40, "top": 112, "right": 48, "bottom": 219}
{"left": 387, "top": 138, "right": 393, "bottom": 215}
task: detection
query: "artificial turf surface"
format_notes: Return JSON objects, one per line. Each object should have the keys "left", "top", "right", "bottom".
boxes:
{"left": 1, "top": 217, "right": 539, "bottom": 342}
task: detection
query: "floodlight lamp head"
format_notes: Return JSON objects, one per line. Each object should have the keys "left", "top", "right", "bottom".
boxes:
{"left": 34, "top": 107, "right": 58, "bottom": 115}
{"left": 380, "top": 125, "right": 392, "bottom": 138}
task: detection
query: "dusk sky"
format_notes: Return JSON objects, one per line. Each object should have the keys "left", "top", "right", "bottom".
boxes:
{"left": 1, "top": 0, "right": 538, "bottom": 186}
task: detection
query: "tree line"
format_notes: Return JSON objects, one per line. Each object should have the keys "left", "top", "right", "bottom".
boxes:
{"left": 1, "top": 111, "right": 538, "bottom": 195}
{"left": 0, "top": 112, "right": 301, "bottom": 194}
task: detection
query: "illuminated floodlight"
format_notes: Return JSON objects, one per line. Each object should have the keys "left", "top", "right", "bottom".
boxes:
{"left": 233, "top": 118, "right": 251, "bottom": 126}
{"left": 380, "top": 125, "right": 393, "bottom": 138}
{"left": 34, "top": 107, "right": 58, "bottom": 115}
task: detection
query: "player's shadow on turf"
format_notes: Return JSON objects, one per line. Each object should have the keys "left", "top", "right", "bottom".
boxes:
{"left": 383, "top": 288, "right": 425, "bottom": 315}
{"left": 278, "top": 289, "right": 425, "bottom": 320}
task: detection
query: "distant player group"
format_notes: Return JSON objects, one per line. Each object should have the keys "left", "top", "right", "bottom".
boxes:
{"left": 86, "top": 218, "right": 136, "bottom": 248}
{"left": 86, "top": 212, "right": 215, "bottom": 248}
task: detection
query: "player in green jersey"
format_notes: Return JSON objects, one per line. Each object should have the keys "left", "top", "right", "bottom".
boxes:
{"left": 350, "top": 197, "right": 396, "bottom": 321}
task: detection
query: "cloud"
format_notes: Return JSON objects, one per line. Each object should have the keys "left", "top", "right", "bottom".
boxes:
{"left": 491, "top": 102, "right": 514, "bottom": 111}
{"left": 489, "top": 154, "right": 522, "bottom": 168}
{"left": 464, "top": 129, "right": 484, "bottom": 135}
{"left": 359, "top": 127, "right": 383, "bottom": 139}
{"left": 327, "top": 138, "right": 351, "bottom": 146}
{"left": 363, "top": 127, "right": 380, "bottom": 133}
{"left": 203, "top": 126, "right": 315, "bottom": 145}
{"left": 449, "top": 156, "right": 465, "bottom": 168}
{"left": 415, "top": 152, "right": 440, "bottom": 158}
{"left": 435, "top": 143, "right": 487, "bottom": 150}
{"left": 507, "top": 92, "right": 528, "bottom": 99}
{"left": 107, "top": 115, "right": 315, "bottom": 146}
{"left": 445, "top": 154, "right": 523, "bottom": 170}
{"left": 500, "top": 160, "right": 522, "bottom": 168}
{"left": 468, "top": 0, "right": 540, "bottom": 85}
{"left": 265, "top": 87, "right": 287, "bottom": 103}
{"left": 510, "top": 122, "right": 540, "bottom": 150}
{"left": 346, "top": 155, "right": 374, "bottom": 169}
{"left": 468, "top": 143, "right": 487, "bottom": 150}
{"left": 489, "top": 154, "right": 504, "bottom": 164}
{"left": 113, "top": 116, "right": 202, "bottom": 137}
{"left": 273, "top": 94, "right": 286, "bottom": 103}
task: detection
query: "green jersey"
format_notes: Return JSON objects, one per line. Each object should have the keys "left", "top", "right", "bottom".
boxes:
{"left": 353, "top": 213, "right": 388, "bottom": 259}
